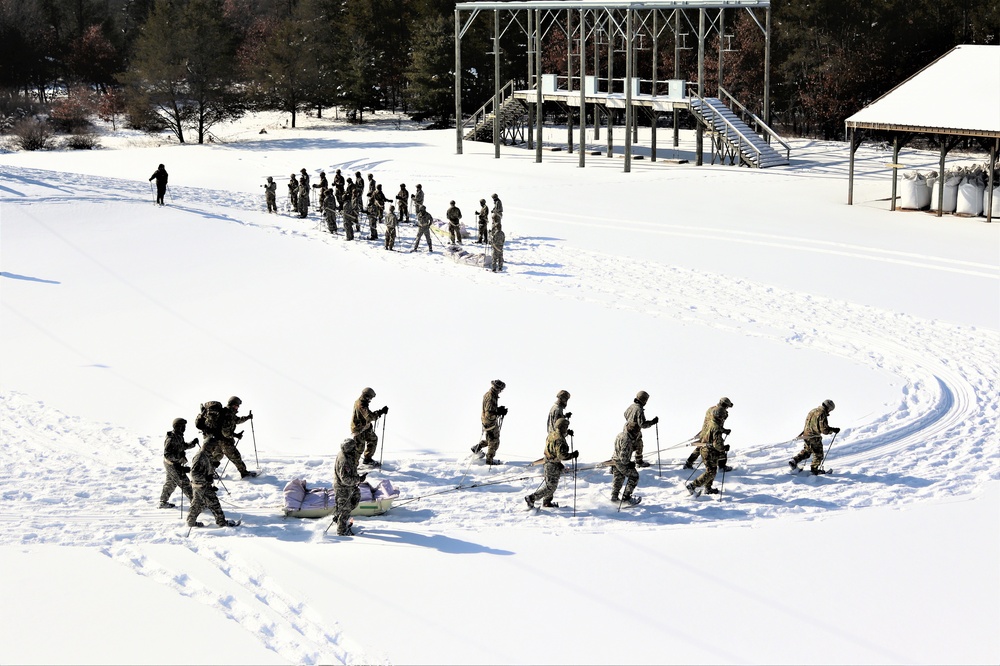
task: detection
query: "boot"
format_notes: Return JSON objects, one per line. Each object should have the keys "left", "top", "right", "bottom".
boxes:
{"left": 525, "top": 495, "right": 535, "bottom": 509}
{"left": 610, "top": 493, "right": 620, "bottom": 502}
{"left": 788, "top": 460, "right": 798, "bottom": 470}
{"left": 636, "top": 459, "right": 651, "bottom": 468}
{"left": 188, "top": 521, "right": 204, "bottom": 528}
{"left": 810, "top": 468, "right": 829, "bottom": 475}
{"left": 718, "top": 465, "right": 734, "bottom": 473}
{"left": 158, "top": 501, "right": 175, "bottom": 509}
{"left": 484, "top": 457, "right": 501, "bottom": 465}
{"left": 363, "top": 457, "right": 381, "bottom": 467}
{"left": 542, "top": 500, "right": 559, "bottom": 508}
{"left": 705, "top": 487, "right": 720, "bottom": 495}
{"left": 471, "top": 441, "right": 486, "bottom": 454}
{"left": 685, "top": 482, "right": 697, "bottom": 496}
{"left": 240, "top": 470, "right": 258, "bottom": 479}
{"left": 621, "top": 494, "right": 640, "bottom": 506}
{"left": 682, "top": 461, "right": 694, "bottom": 470}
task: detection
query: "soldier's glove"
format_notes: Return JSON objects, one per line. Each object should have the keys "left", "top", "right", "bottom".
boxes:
{"left": 248, "top": 411, "right": 253, "bottom": 420}
{"left": 649, "top": 416, "right": 659, "bottom": 425}
{"left": 569, "top": 450, "right": 580, "bottom": 460}
{"left": 212, "top": 461, "right": 221, "bottom": 468}
{"left": 235, "top": 431, "right": 244, "bottom": 440}
{"left": 191, "top": 437, "right": 199, "bottom": 446}
{"left": 498, "top": 406, "right": 508, "bottom": 416}
{"left": 832, "top": 427, "right": 841, "bottom": 434}
{"left": 211, "top": 485, "right": 219, "bottom": 492}
{"left": 724, "top": 444, "right": 731, "bottom": 452}
{"left": 359, "top": 473, "right": 368, "bottom": 483}
{"left": 723, "top": 428, "right": 731, "bottom": 436}
{"left": 380, "top": 406, "right": 389, "bottom": 416}
{"left": 564, "top": 412, "right": 572, "bottom": 419}
{"left": 181, "top": 466, "right": 191, "bottom": 474}
{"left": 566, "top": 429, "right": 575, "bottom": 437}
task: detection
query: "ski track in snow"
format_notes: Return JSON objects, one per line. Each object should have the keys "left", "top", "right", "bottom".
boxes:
{"left": 2, "top": 164, "right": 998, "bottom": 661}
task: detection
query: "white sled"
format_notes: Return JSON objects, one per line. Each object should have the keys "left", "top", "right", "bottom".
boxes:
{"left": 282, "top": 478, "right": 399, "bottom": 518}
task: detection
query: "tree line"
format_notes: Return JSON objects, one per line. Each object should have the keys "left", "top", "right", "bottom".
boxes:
{"left": 0, "top": 0, "right": 997, "bottom": 143}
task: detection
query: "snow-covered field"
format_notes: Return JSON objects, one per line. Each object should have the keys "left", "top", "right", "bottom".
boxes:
{"left": 1, "top": 112, "right": 998, "bottom": 664}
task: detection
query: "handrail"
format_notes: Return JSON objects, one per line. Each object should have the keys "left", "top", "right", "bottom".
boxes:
{"left": 689, "top": 92, "right": 764, "bottom": 167}
{"left": 462, "top": 79, "right": 518, "bottom": 134}
{"left": 718, "top": 87, "right": 790, "bottom": 159}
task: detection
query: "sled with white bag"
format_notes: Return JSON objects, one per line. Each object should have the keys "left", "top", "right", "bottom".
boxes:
{"left": 282, "top": 478, "right": 399, "bottom": 518}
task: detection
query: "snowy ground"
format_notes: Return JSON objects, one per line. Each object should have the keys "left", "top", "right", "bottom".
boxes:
{"left": 1, "top": 111, "right": 998, "bottom": 664}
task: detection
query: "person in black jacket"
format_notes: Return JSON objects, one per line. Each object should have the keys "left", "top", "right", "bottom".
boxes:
{"left": 159, "top": 417, "right": 196, "bottom": 508}
{"left": 149, "top": 164, "right": 168, "bottom": 205}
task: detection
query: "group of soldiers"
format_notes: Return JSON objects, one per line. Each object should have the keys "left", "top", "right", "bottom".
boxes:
{"left": 158, "top": 384, "right": 841, "bottom": 532}
{"left": 471, "top": 384, "right": 841, "bottom": 508}
{"left": 158, "top": 396, "right": 254, "bottom": 528}
{"left": 263, "top": 169, "right": 508, "bottom": 270}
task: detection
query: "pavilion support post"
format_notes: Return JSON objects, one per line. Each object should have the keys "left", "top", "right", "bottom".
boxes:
{"left": 493, "top": 9, "right": 500, "bottom": 159}
{"left": 579, "top": 8, "right": 586, "bottom": 167}
{"left": 593, "top": 22, "right": 600, "bottom": 141}
{"left": 696, "top": 8, "right": 705, "bottom": 166}
{"left": 651, "top": 9, "right": 658, "bottom": 162}
{"left": 937, "top": 141, "right": 947, "bottom": 217}
{"left": 717, "top": 8, "right": 725, "bottom": 97}
{"left": 764, "top": 7, "right": 771, "bottom": 126}
{"left": 847, "top": 127, "right": 857, "bottom": 205}
{"left": 607, "top": 11, "right": 614, "bottom": 158}
{"left": 455, "top": 8, "right": 462, "bottom": 155}
{"left": 624, "top": 8, "right": 633, "bottom": 173}
{"left": 988, "top": 138, "right": 998, "bottom": 224}
{"left": 535, "top": 8, "right": 543, "bottom": 163}
{"left": 567, "top": 8, "right": 574, "bottom": 153}
{"left": 673, "top": 9, "right": 680, "bottom": 148}
{"left": 891, "top": 135, "right": 900, "bottom": 211}
{"left": 527, "top": 8, "right": 534, "bottom": 150}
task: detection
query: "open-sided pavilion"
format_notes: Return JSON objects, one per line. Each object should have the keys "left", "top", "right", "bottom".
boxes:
{"left": 845, "top": 44, "right": 1000, "bottom": 223}
{"left": 453, "top": 0, "right": 789, "bottom": 173}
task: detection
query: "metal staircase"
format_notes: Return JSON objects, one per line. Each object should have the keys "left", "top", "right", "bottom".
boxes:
{"left": 462, "top": 80, "right": 528, "bottom": 145}
{"left": 689, "top": 90, "right": 790, "bottom": 168}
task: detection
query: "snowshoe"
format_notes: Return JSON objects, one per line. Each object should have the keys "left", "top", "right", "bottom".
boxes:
{"left": 240, "top": 470, "right": 259, "bottom": 479}
{"left": 158, "top": 501, "right": 176, "bottom": 509}
{"left": 620, "top": 495, "right": 641, "bottom": 506}
{"left": 704, "top": 487, "right": 720, "bottom": 495}
{"left": 542, "top": 501, "right": 559, "bottom": 508}
{"left": 484, "top": 458, "right": 502, "bottom": 465}
{"left": 216, "top": 519, "right": 240, "bottom": 527}
{"left": 525, "top": 495, "right": 535, "bottom": 509}
{"left": 682, "top": 462, "right": 694, "bottom": 470}
{"left": 610, "top": 494, "right": 620, "bottom": 502}
{"left": 471, "top": 441, "right": 486, "bottom": 454}
{"left": 635, "top": 459, "right": 651, "bottom": 468}
{"left": 362, "top": 458, "right": 381, "bottom": 467}
{"left": 810, "top": 468, "right": 830, "bottom": 476}
{"left": 718, "top": 465, "right": 734, "bottom": 473}
{"left": 188, "top": 521, "right": 205, "bottom": 528}
{"left": 685, "top": 482, "right": 701, "bottom": 497}
{"left": 788, "top": 460, "right": 798, "bottom": 471}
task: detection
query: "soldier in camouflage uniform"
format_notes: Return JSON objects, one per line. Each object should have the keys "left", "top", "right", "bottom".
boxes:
{"left": 323, "top": 189, "right": 339, "bottom": 234}
{"left": 313, "top": 171, "right": 329, "bottom": 210}
{"left": 333, "top": 169, "right": 345, "bottom": 209}
{"left": 411, "top": 204, "right": 433, "bottom": 252}
{"left": 342, "top": 197, "right": 357, "bottom": 241}
{"left": 685, "top": 414, "right": 729, "bottom": 495}
{"left": 384, "top": 204, "right": 398, "bottom": 250}
{"left": 264, "top": 176, "right": 277, "bottom": 213}
{"left": 491, "top": 192, "right": 503, "bottom": 222}
{"left": 610, "top": 421, "right": 642, "bottom": 505}
{"left": 446, "top": 200, "right": 463, "bottom": 244}
{"left": 476, "top": 199, "right": 489, "bottom": 243}
{"left": 187, "top": 440, "right": 236, "bottom": 527}
{"left": 684, "top": 397, "right": 733, "bottom": 470}
{"left": 218, "top": 396, "right": 256, "bottom": 478}
{"left": 288, "top": 174, "right": 299, "bottom": 214}
{"left": 790, "top": 399, "right": 840, "bottom": 475}
{"left": 159, "top": 417, "right": 196, "bottom": 508}
{"left": 472, "top": 379, "right": 508, "bottom": 464}
{"left": 624, "top": 391, "right": 659, "bottom": 468}
{"left": 490, "top": 218, "right": 505, "bottom": 272}
{"left": 396, "top": 184, "right": 410, "bottom": 224}
{"left": 333, "top": 435, "right": 366, "bottom": 536}
{"left": 526, "top": 418, "right": 579, "bottom": 508}
{"left": 297, "top": 170, "right": 310, "bottom": 218}
{"left": 547, "top": 390, "right": 573, "bottom": 434}
{"left": 412, "top": 184, "right": 424, "bottom": 217}
{"left": 351, "top": 387, "right": 388, "bottom": 467}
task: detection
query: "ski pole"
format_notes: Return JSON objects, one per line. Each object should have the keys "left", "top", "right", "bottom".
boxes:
{"left": 149, "top": 181, "right": 154, "bottom": 202}
{"left": 571, "top": 433, "right": 577, "bottom": 518}
{"left": 655, "top": 423, "right": 662, "bottom": 478}
{"left": 818, "top": 431, "right": 838, "bottom": 471}
{"left": 379, "top": 413, "right": 387, "bottom": 467}
{"left": 250, "top": 413, "right": 259, "bottom": 470}
{"left": 685, "top": 458, "right": 703, "bottom": 482}
{"left": 719, "top": 463, "right": 727, "bottom": 501}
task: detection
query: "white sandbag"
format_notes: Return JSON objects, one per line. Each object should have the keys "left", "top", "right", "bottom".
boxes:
{"left": 929, "top": 176, "right": 961, "bottom": 213}
{"left": 900, "top": 171, "right": 931, "bottom": 209}
{"left": 983, "top": 186, "right": 1000, "bottom": 217}
{"left": 956, "top": 179, "right": 984, "bottom": 216}
{"left": 444, "top": 243, "right": 492, "bottom": 269}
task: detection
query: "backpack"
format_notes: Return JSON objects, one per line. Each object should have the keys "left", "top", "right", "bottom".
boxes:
{"left": 195, "top": 400, "right": 224, "bottom": 436}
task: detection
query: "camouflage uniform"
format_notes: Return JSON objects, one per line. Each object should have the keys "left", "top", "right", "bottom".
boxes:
{"left": 446, "top": 202, "right": 463, "bottom": 244}
{"left": 396, "top": 185, "right": 410, "bottom": 223}
{"left": 791, "top": 402, "right": 839, "bottom": 473}
{"left": 297, "top": 173, "right": 310, "bottom": 218}
{"left": 187, "top": 442, "right": 228, "bottom": 527}
{"left": 412, "top": 206, "right": 433, "bottom": 252}
{"left": 333, "top": 170, "right": 345, "bottom": 208}
{"left": 343, "top": 199, "right": 357, "bottom": 241}
{"left": 610, "top": 424, "right": 641, "bottom": 500}
{"left": 323, "top": 192, "right": 339, "bottom": 233}
{"left": 314, "top": 173, "right": 329, "bottom": 209}
{"left": 218, "top": 404, "right": 252, "bottom": 477}
{"left": 690, "top": 421, "right": 726, "bottom": 492}
{"left": 287, "top": 176, "right": 299, "bottom": 213}
{"left": 160, "top": 421, "right": 195, "bottom": 506}
{"left": 547, "top": 391, "right": 571, "bottom": 434}
{"left": 623, "top": 393, "right": 657, "bottom": 465}
{"left": 480, "top": 380, "right": 507, "bottom": 463}
{"left": 412, "top": 185, "right": 424, "bottom": 212}
{"left": 526, "top": 419, "right": 578, "bottom": 507}
{"left": 686, "top": 399, "right": 731, "bottom": 469}
{"left": 333, "top": 436, "right": 363, "bottom": 536}
{"left": 351, "top": 388, "right": 387, "bottom": 465}
{"left": 490, "top": 221, "right": 505, "bottom": 272}
{"left": 476, "top": 201, "right": 489, "bottom": 243}
{"left": 490, "top": 193, "right": 503, "bottom": 222}
{"left": 264, "top": 178, "right": 277, "bottom": 213}
{"left": 384, "top": 208, "right": 398, "bottom": 250}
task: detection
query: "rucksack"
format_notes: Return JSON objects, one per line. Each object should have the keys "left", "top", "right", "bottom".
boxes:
{"left": 195, "top": 400, "right": 224, "bottom": 435}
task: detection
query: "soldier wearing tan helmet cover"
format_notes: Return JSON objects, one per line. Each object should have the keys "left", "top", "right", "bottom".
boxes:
{"left": 623, "top": 391, "right": 659, "bottom": 468}
{"left": 790, "top": 400, "right": 840, "bottom": 475}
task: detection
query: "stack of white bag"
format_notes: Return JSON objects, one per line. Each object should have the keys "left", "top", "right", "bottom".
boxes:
{"left": 929, "top": 169, "right": 962, "bottom": 213}
{"left": 900, "top": 171, "right": 933, "bottom": 209}
{"left": 955, "top": 166, "right": 986, "bottom": 216}
{"left": 283, "top": 478, "right": 399, "bottom": 517}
